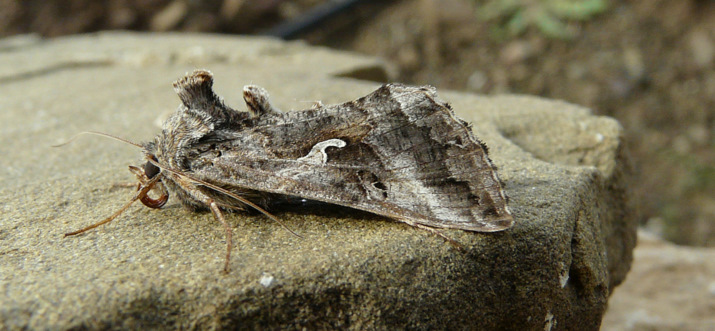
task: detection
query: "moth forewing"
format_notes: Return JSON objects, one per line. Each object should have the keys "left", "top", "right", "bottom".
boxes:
{"left": 183, "top": 78, "right": 515, "bottom": 234}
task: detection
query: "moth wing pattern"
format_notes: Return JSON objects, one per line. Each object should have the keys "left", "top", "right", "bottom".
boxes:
{"left": 164, "top": 70, "right": 513, "bottom": 232}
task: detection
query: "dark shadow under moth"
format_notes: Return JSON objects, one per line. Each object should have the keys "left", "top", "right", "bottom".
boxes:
{"left": 65, "top": 69, "right": 514, "bottom": 272}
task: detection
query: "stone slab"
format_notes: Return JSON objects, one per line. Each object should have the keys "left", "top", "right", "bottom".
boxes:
{"left": 0, "top": 32, "right": 636, "bottom": 330}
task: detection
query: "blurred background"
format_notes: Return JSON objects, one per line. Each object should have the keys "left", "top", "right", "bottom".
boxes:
{"left": 2, "top": 0, "right": 711, "bottom": 248}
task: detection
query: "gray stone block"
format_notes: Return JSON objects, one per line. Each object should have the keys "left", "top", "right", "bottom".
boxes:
{"left": 0, "top": 32, "right": 636, "bottom": 330}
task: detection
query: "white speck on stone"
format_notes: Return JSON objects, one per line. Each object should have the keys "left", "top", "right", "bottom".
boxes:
{"left": 259, "top": 274, "right": 275, "bottom": 287}
{"left": 595, "top": 133, "right": 604, "bottom": 143}
{"left": 544, "top": 311, "right": 556, "bottom": 331}
{"left": 559, "top": 270, "right": 569, "bottom": 288}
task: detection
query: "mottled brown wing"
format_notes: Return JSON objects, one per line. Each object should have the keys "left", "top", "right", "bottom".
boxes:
{"left": 187, "top": 84, "right": 513, "bottom": 232}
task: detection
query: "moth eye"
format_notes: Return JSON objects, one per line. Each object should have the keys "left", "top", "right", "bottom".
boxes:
{"left": 144, "top": 160, "right": 161, "bottom": 179}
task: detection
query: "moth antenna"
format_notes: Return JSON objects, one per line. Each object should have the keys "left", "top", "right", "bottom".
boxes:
{"left": 64, "top": 176, "right": 161, "bottom": 236}
{"left": 53, "top": 131, "right": 143, "bottom": 148}
{"left": 146, "top": 158, "right": 303, "bottom": 238}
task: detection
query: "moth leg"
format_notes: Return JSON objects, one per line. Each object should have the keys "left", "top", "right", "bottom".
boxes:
{"left": 65, "top": 176, "right": 160, "bottom": 236}
{"left": 243, "top": 85, "right": 281, "bottom": 117}
{"left": 208, "top": 199, "right": 233, "bottom": 273}
{"left": 408, "top": 222, "right": 465, "bottom": 252}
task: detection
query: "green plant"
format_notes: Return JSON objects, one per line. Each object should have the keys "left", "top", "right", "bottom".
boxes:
{"left": 476, "top": 0, "right": 609, "bottom": 39}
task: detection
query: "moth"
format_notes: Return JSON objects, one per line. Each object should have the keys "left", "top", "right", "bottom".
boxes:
{"left": 65, "top": 69, "right": 514, "bottom": 272}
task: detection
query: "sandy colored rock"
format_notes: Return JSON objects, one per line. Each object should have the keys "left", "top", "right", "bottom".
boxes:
{"left": 0, "top": 32, "right": 635, "bottom": 330}
{"left": 601, "top": 231, "right": 715, "bottom": 330}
